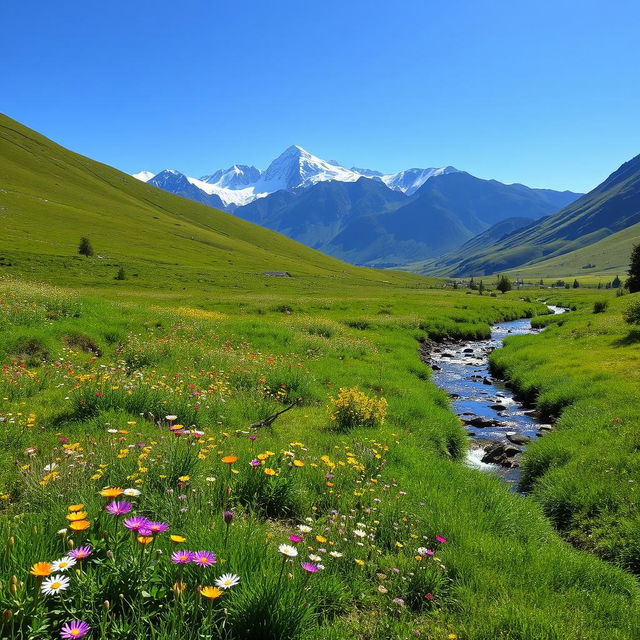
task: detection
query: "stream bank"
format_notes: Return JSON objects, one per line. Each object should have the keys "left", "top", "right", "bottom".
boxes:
{"left": 422, "top": 305, "right": 566, "bottom": 489}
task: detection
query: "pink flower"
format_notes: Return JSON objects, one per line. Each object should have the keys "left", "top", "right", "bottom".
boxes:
{"left": 192, "top": 551, "right": 216, "bottom": 567}
{"left": 171, "top": 550, "right": 193, "bottom": 564}
{"left": 289, "top": 534, "right": 302, "bottom": 544}
{"left": 68, "top": 546, "right": 92, "bottom": 560}
{"left": 123, "top": 516, "right": 150, "bottom": 531}
{"left": 301, "top": 562, "right": 318, "bottom": 573}
{"left": 60, "top": 620, "right": 90, "bottom": 639}
{"left": 105, "top": 501, "right": 132, "bottom": 516}
{"left": 436, "top": 536, "right": 447, "bottom": 544}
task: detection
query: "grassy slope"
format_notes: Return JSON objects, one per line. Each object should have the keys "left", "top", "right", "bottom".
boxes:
{"left": 0, "top": 115, "right": 639, "bottom": 638}
{"left": 492, "top": 289, "right": 640, "bottom": 573}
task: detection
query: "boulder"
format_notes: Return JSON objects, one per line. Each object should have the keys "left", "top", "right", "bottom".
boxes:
{"left": 481, "top": 442, "right": 522, "bottom": 467}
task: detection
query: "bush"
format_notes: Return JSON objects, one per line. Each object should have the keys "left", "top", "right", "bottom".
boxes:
{"left": 329, "top": 386, "right": 387, "bottom": 431}
{"left": 78, "top": 236, "right": 94, "bottom": 257}
{"left": 593, "top": 300, "right": 608, "bottom": 314}
{"left": 623, "top": 300, "right": 640, "bottom": 325}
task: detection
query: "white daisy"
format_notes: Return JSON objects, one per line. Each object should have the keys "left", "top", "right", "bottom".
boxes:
{"left": 278, "top": 544, "right": 298, "bottom": 557}
{"left": 329, "top": 551, "right": 343, "bottom": 558}
{"left": 51, "top": 556, "right": 76, "bottom": 572}
{"left": 123, "top": 488, "right": 141, "bottom": 497}
{"left": 308, "top": 554, "right": 322, "bottom": 562}
{"left": 215, "top": 573, "right": 240, "bottom": 589}
{"left": 298, "top": 525, "right": 312, "bottom": 533}
{"left": 353, "top": 529, "right": 367, "bottom": 538}
{"left": 41, "top": 574, "right": 70, "bottom": 595}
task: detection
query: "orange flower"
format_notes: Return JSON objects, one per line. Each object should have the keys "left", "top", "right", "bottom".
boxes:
{"left": 69, "top": 520, "right": 91, "bottom": 531}
{"left": 137, "top": 536, "right": 154, "bottom": 545}
{"left": 200, "top": 586, "right": 223, "bottom": 600}
{"left": 68, "top": 504, "right": 85, "bottom": 512}
{"left": 264, "top": 468, "right": 276, "bottom": 476}
{"left": 99, "top": 487, "right": 123, "bottom": 498}
{"left": 30, "top": 562, "right": 52, "bottom": 577}
{"left": 221, "top": 455, "right": 238, "bottom": 464}
{"left": 66, "top": 511, "right": 88, "bottom": 521}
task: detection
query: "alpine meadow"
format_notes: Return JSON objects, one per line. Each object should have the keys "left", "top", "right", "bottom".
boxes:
{"left": 2, "top": 3, "right": 640, "bottom": 639}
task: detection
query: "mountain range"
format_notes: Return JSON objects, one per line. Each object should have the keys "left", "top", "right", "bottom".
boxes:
{"left": 134, "top": 146, "right": 582, "bottom": 267}
{"left": 412, "top": 153, "right": 640, "bottom": 277}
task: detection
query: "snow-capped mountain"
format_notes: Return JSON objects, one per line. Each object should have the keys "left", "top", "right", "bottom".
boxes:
{"left": 133, "top": 170, "right": 154, "bottom": 182}
{"left": 200, "top": 164, "right": 261, "bottom": 189}
{"left": 148, "top": 169, "right": 225, "bottom": 209}
{"left": 379, "top": 167, "right": 459, "bottom": 195}
{"left": 133, "top": 146, "right": 459, "bottom": 208}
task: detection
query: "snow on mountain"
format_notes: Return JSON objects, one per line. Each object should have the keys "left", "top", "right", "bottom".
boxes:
{"left": 133, "top": 147, "right": 459, "bottom": 207}
{"left": 380, "top": 166, "right": 459, "bottom": 195}
{"left": 200, "top": 164, "right": 261, "bottom": 189}
{"left": 132, "top": 170, "right": 155, "bottom": 182}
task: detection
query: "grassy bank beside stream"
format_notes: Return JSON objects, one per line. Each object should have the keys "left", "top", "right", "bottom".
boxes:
{"left": 491, "top": 289, "right": 640, "bottom": 574}
{"left": 0, "top": 279, "right": 638, "bottom": 639}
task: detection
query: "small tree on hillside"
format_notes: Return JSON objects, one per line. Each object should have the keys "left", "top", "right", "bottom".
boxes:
{"left": 115, "top": 266, "right": 127, "bottom": 281}
{"left": 478, "top": 280, "right": 485, "bottom": 295}
{"left": 496, "top": 276, "right": 512, "bottom": 293}
{"left": 573, "top": 279, "right": 580, "bottom": 288}
{"left": 78, "top": 237, "right": 94, "bottom": 257}
{"left": 469, "top": 277, "right": 478, "bottom": 290}
{"left": 611, "top": 275, "right": 622, "bottom": 289}
{"left": 626, "top": 243, "right": 640, "bottom": 293}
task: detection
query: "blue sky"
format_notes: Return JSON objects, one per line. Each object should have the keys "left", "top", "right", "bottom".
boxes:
{"left": 3, "top": 0, "right": 639, "bottom": 192}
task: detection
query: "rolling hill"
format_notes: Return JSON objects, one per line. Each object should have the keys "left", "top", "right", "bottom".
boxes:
{"left": 411, "top": 154, "right": 640, "bottom": 277}
{"left": 0, "top": 114, "right": 432, "bottom": 294}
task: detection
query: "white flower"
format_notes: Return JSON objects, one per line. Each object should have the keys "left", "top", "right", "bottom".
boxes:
{"left": 278, "top": 544, "right": 298, "bottom": 558}
{"left": 215, "top": 573, "right": 240, "bottom": 589}
{"left": 329, "top": 551, "right": 343, "bottom": 558}
{"left": 107, "top": 429, "right": 118, "bottom": 433}
{"left": 51, "top": 557, "right": 76, "bottom": 572}
{"left": 57, "top": 528, "right": 68, "bottom": 536}
{"left": 353, "top": 529, "right": 367, "bottom": 538}
{"left": 43, "top": 463, "right": 58, "bottom": 472}
{"left": 123, "top": 488, "right": 141, "bottom": 497}
{"left": 41, "top": 574, "right": 70, "bottom": 595}
{"left": 308, "top": 554, "right": 322, "bottom": 562}
{"left": 298, "top": 525, "right": 312, "bottom": 533}
{"left": 317, "top": 564, "right": 325, "bottom": 570}
{"left": 205, "top": 477, "right": 216, "bottom": 483}
{"left": 165, "top": 415, "right": 178, "bottom": 421}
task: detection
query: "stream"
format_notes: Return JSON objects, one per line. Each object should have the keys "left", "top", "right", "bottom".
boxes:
{"left": 427, "top": 305, "right": 566, "bottom": 489}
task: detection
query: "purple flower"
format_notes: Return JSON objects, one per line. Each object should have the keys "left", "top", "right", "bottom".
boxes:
{"left": 289, "top": 534, "right": 302, "bottom": 544}
{"left": 105, "top": 501, "right": 132, "bottom": 516}
{"left": 138, "top": 527, "right": 153, "bottom": 537}
{"left": 60, "top": 620, "right": 90, "bottom": 639}
{"left": 249, "top": 435, "right": 257, "bottom": 441}
{"left": 301, "top": 562, "right": 318, "bottom": 573}
{"left": 250, "top": 459, "right": 260, "bottom": 467}
{"left": 148, "top": 521, "right": 169, "bottom": 533}
{"left": 68, "top": 546, "right": 92, "bottom": 560}
{"left": 436, "top": 536, "right": 447, "bottom": 544}
{"left": 171, "top": 550, "right": 194, "bottom": 564}
{"left": 223, "top": 510, "right": 234, "bottom": 524}
{"left": 123, "top": 516, "right": 150, "bottom": 531}
{"left": 192, "top": 551, "right": 216, "bottom": 567}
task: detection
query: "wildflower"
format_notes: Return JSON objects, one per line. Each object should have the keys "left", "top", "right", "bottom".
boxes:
{"left": 41, "top": 574, "right": 70, "bottom": 595}
{"left": 171, "top": 551, "right": 193, "bottom": 564}
{"left": 138, "top": 528, "right": 153, "bottom": 537}
{"left": 308, "top": 554, "right": 322, "bottom": 562}
{"left": 30, "top": 562, "right": 52, "bottom": 577}
{"left": 354, "top": 559, "right": 366, "bottom": 566}
{"left": 316, "top": 535, "right": 327, "bottom": 543}
{"left": 60, "top": 620, "right": 90, "bottom": 639}
{"left": 223, "top": 510, "right": 234, "bottom": 524}
{"left": 148, "top": 521, "right": 169, "bottom": 534}
{"left": 192, "top": 551, "right": 216, "bottom": 567}
{"left": 289, "top": 534, "right": 302, "bottom": 544}
{"left": 178, "top": 475, "right": 190, "bottom": 482}
{"left": 301, "top": 562, "right": 318, "bottom": 573}
{"left": 137, "top": 536, "right": 153, "bottom": 545}
{"left": 378, "top": 585, "right": 388, "bottom": 594}
{"left": 264, "top": 468, "right": 277, "bottom": 476}
{"left": 200, "top": 586, "right": 223, "bottom": 600}
{"left": 293, "top": 460, "right": 305, "bottom": 467}
{"left": 250, "top": 459, "right": 260, "bottom": 467}
{"left": 436, "top": 536, "right": 447, "bottom": 544}
{"left": 278, "top": 544, "right": 298, "bottom": 558}
{"left": 99, "top": 487, "right": 123, "bottom": 498}
{"left": 165, "top": 415, "right": 178, "bottom": 422}
{"left": 124, "top": 516, "right": 150, "bottom": 531}
{"left": 170, "top": 535, "right": 186, "bottom": 544}
{"left": 68, "top": 504, "right": 84, "bottom": 512}
{"left": 105, "top": 501, "right": 132, "bottom": 516}
{"left": 353, "top": 529, "right": 367, "bottom": 538}
{"left": 392, "top": 598, "right": 405, "bottom": 606}
{"left": 66, "top": 512, "right": 88, "bottom": 521}
{"left": 172, "top": 580, "right": 187, "bottom": 595}
{"left": 417, "top": 547, "right": 434, "bottom": 556}
{"left": 69, "top": 520, "right": 91, "bottom": 532}
{"left": 215, "top": 573, "right": 240, "bottom": 589}
{"left": 221, "top": 455, "right": 238, "bottom": 464}
{"left": 298, "top": 525, "right": 312, "bottom": 533}
{"left": 329, "top": 551, "right": 343, "bottom": 558}
{"left": 123, "top": 488, "right": 141, "bottom": 497}
{"left": 68, "top": 546, "right": 92, "bottom": 560}
{"left": 51, "top": 557, "right": 76, "bottom": 572}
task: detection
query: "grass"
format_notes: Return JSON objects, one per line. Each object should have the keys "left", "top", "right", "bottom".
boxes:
{"left": 491, "top": 288, "right": 640, "bottom": 574}
{"left": 0, "top": 279, "right": 638, "bottom": 640}
{"left": 1, "top": 114, "right": 639, "bottom": 638}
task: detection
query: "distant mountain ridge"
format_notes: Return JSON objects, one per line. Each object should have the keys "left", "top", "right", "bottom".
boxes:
{"left": 410, "top": 153, "right": 640, "bottom": 276}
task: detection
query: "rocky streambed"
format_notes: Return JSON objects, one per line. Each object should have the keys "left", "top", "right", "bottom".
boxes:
{"left": 423, "top": 306, "right": 566, "bottom": 489}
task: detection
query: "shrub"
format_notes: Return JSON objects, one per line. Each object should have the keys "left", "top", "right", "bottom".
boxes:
{"left": 593, "top": 300, "right": 608, "bottom": 314}
{"left": 115, "top": 266, "right": 127, "bottom": 280}
{"left": 329, "top": 386, "right": 387, "bottom": 431}
{"left": 623, "top": 300, "right": 640, "bottom": 325}
{"left": 78, "top": 236, "right": 94, "bottom": 257}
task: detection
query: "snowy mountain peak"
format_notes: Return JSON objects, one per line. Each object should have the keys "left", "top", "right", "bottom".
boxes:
{"left": 381, "top": 166, "right": 459, "bottom": 195}
{"left": 132, "top": 170, "right": 155, "bottom": 183}
{"left": 200, "top": 164, "right": 261, "bottom": 189}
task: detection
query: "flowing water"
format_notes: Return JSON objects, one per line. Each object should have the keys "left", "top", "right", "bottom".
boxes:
{"left": 429, "top": 305, "right": 566, "bottom": 488}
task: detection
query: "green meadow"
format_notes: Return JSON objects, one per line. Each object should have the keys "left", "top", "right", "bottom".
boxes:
{"left": 1, "top": 114, "right": 640, "bottom": 638}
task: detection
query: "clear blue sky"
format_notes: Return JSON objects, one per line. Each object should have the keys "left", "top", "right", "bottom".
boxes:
{"left": 3, "top": 0, "right": 639, "bottom": 192}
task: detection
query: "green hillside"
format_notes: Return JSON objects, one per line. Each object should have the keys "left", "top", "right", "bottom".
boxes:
{"left": 0, "top": 113, "right": 431, "bottom": 295}
{"left": 409, "top": 154, "right": 640, "bottom": 278}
